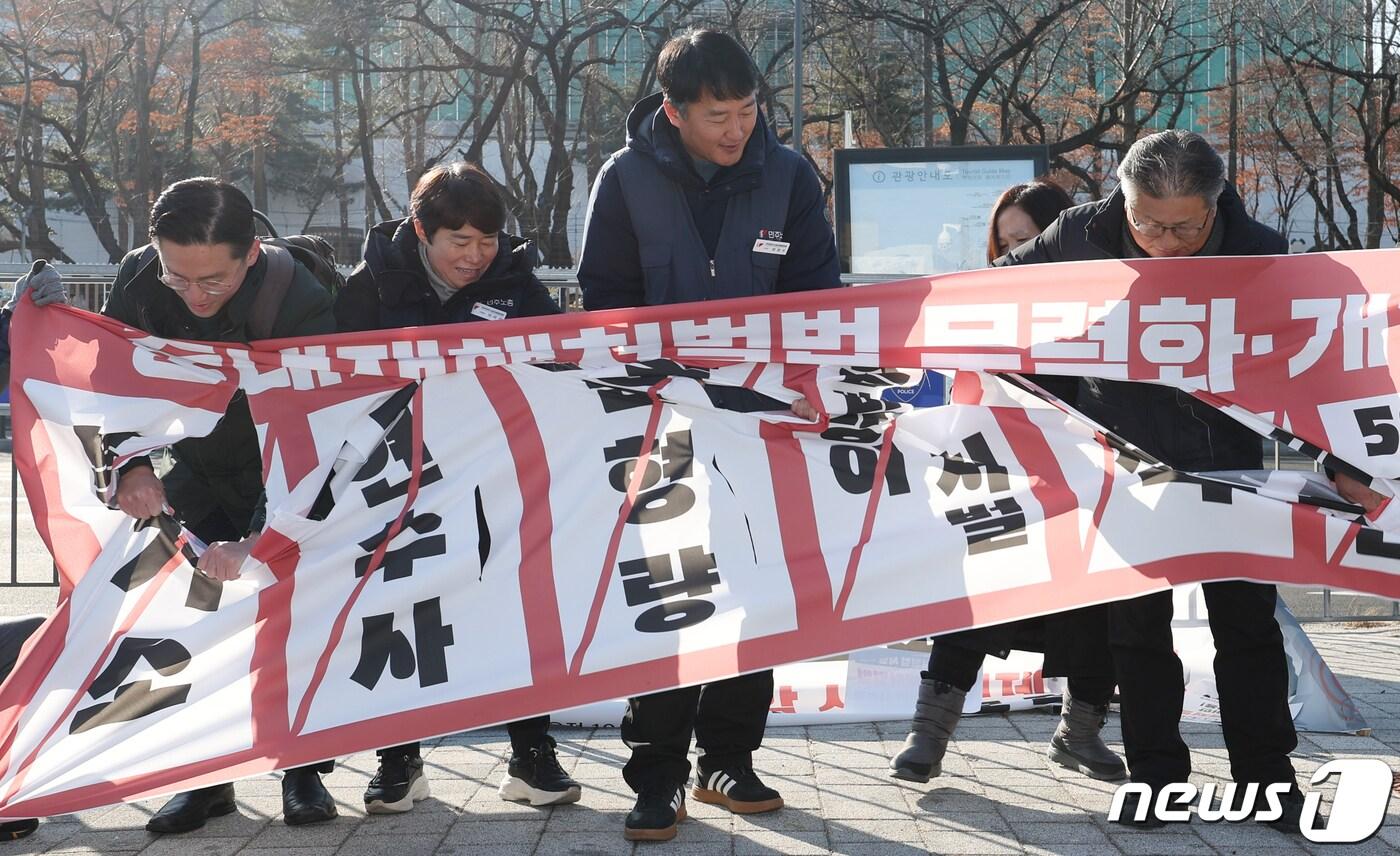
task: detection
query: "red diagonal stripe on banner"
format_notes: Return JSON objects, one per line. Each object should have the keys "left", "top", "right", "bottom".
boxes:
{"left": 782, "top": 364, "right": 823, "bottom": 418}
{"left": 568, "top": 379, "right": 671, "bottom": 677}
{"left": 1293, "top": 494, "right": 1327, "bottom": 562}
{"left": 0, "top": 602, "right": 69, "bottom": 786}
{"left": 760, "top": 422, "right": 837, "bottom": 635}
{"left": 1329, "top": 525, "right": 1363, "bottom": 567}
{"left": 247, "top": 529, "right": 301, "bottom": 747}
{"left": 477, "top": 367, "right": 567, "bottom": 684}
{"left": 290, "top": 385, "right": 427, "bottom": 736}
{"left": 1082, "top": 435, "right": 1119, "bottom": 562}
{"left": 741, "top": 363, "right": 767, "bottom": 390}
{"left": 833, "top": 427, "right": 896, "bottom": 620}
{"left": 989, "top": 407, "right": 1087, "bottom": 581}
{"left": 0, "top": 540, "right": 189, "bottom": 806}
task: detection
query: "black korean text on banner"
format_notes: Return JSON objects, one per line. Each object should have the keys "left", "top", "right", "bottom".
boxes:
{"left": 71, "top": 426, "right": 225, "bottom": 612}
{"left": 586, "top": 359, "right": 712, "bottom": 414}
{"left": 71, "top": 637, "right": 192, "bottom": 735}
{"left": 346, "top": 389, "right": 455, "bottom": 690}
{"left": 936, "top": 433, "right": 1028, "bottom": 554}
{"left": 603, "top": 426, "right": 721, "bottom": 632}
{"left": 826, "top": 368, "right": 911, "bottom": 497}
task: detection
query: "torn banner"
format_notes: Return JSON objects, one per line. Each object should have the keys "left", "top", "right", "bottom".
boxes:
{"left": 5, "top": 249, "right": 1399, "bottom": 817}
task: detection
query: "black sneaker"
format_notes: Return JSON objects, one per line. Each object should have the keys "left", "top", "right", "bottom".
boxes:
{"left": 692, "top": 766, "right": 783, "bottom": 814}
{"left": 498, "top": 738, "right": 582, "bottom": 806}
{"left": 624, "top": 783, "right": 686, "bottom": 842}
{"left": 364, "top": 751, "right": 429, "bottom": 814}
{"left": 0, "top": 819, "right": 37, "bottom": 841}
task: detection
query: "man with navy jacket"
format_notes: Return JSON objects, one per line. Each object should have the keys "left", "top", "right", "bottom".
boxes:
{"left": 577, "top": 29, "right": 840, "bottom": 842}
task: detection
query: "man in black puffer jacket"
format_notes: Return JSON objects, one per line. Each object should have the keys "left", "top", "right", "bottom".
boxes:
{"left": 336, "top": 180, "right": 560, "bottom": 331}
{"left": 1000, "top": 131, "right": 1311, "bottom": 832}
{"left": 336, "top": 162, "right": 582, "bottom": 818}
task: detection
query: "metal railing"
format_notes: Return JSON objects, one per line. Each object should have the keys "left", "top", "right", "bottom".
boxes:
{"left": 2, "top": 404, "right": 60, "bottom": 586}
{"left": 2, "top": 266, "right": 1397, "bottom": 620}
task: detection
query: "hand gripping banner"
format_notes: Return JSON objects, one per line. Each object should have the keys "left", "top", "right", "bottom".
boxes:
{"left": 4, "top": 249, "right": 1399, "bottom": 817}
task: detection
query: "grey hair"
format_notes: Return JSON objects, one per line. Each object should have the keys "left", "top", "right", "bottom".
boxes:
{"left": 1116, "top": 130, "right": 1225, "bottom": 206}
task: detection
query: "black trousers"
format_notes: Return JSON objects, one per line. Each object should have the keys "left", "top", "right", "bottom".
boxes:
{"left": 926, "top": 606, "right": 1115, "bottom": 705}
{"left": 1108, "top": 581, "right": 1297, "bottom": 790}
{"left": 379, "top": 715, "right": 551, "bottom": 760}
{"left": 0, "top": 615, "right": 44, "bottom": 681}
{"left": 188, "top": 507, "right": 331, "bottom": 780}
{"left": 621, "top": 669, "right": 773, "bottom": 792}
{"left": 926, "top": 639, "right": 1114, "bottom": 705}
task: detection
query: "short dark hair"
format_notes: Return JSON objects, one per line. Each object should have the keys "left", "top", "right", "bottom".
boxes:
{"left": 148, "top": 177, "right": 256, "bottom": 257}
{"left": 657, "top": 29, "right": 760, "bottom": 110}
{"left": 1117, "top": 130, "right": 1225, "bottom": 206}
{"left": 986, "top": 179, "right": 1075, "bottom": 264}
{"left": 410, "top": 162, "right": 506, "bottom": 240}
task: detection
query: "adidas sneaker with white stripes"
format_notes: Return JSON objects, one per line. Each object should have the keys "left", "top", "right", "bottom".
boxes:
{"left": 624, "top": 782, "right": 687, "bottom": 841}
{"left": 692, "top": 766, "right": 784, "bottom": 814}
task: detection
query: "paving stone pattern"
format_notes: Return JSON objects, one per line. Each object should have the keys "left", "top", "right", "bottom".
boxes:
{"left": 0, "top": 621, "right": 1395, "bottom": 855}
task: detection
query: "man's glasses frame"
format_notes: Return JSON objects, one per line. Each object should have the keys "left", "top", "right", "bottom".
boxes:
{"left": 158, "top": 273, "right": 236, "bottom": 296}
{"left": 1126, "top": 205, "right": 1215, "bottom": 240}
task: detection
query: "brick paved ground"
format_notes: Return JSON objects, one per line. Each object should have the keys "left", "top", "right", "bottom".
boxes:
{"left": 0, "top": 612, "right": 1391, "bottom": 855}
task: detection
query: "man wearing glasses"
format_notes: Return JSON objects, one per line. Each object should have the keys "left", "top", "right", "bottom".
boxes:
{"left": 998, "top": 131, "right": 1311, "bottom": 832}
{"left": 99, "top": 178, "right": 338, "bottom": 833}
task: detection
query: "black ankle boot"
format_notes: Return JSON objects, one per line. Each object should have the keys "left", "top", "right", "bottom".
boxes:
{"left": 282, "top": 766, "right": 337, "bottom": 826}
{"left": 889, "top": 677, "right": 967, "bottom": 783}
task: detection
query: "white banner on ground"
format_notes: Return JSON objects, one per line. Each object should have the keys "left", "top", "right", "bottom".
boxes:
{"left": 558, "top": 588, "right": 1368, "bottom": 733}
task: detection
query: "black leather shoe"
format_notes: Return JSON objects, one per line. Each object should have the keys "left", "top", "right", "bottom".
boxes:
{"left": 1264, "top": 785, "right": 1308, "bottom": 835}
{"left": 282, "top": 768, "right": 337, "bottom": 826}
{"left": 0, "top": 818, "right": 38, "bottom": 840}
{"left": 1111, "top": 788, "right": 1167, "bottom": 829}
{"left": 146, "top": 784, "right": 237, "bottom": 834}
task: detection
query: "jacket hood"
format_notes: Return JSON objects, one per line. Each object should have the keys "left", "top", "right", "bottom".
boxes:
{"left": 359, "top": 218, "right": 537, "bottom": 308}
{"left": 623, "top": 91, "right": 778, "bottom": 192}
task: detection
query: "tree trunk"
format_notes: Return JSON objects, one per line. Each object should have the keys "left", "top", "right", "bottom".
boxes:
{"left": 180, "top": 19, "right": 202, "bottom": 178}
{"left": 252, "top": 140, "right": 268, "bottom": 214}
{"left": 331, "top": 71, "right": 350, "bottom": 236}
{"left": 133, "top": 0, "right": 153, "bottom": 241}
{"left": 922, "top": 29, "right": 934, "bottom": 146}
{"left": 350, "top": 45, "right": 392, "bottom": 225}
{"left": 1227, "top": 11, "right": 1238, "bottom": 186}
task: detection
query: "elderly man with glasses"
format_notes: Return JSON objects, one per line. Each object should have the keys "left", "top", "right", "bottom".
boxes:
{"left": 997, "top": 130, "right": 1313, "bottom": 832}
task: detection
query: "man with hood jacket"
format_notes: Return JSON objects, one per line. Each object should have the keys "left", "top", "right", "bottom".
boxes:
{"left": 577, "top": 29, "right": 841, "bottom": 843}
{"left": 577, "top": 34, "right": 840, "bottom": 310}
{"left": 335, "top": 162, "right": 583, "bottom": 817}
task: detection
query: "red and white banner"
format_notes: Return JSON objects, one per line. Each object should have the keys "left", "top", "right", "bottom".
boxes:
{"left": 4, "top": 249, "right": 1399, "bottom": 818}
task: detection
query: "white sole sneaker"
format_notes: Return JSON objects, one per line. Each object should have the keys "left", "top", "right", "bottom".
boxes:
{"left": 498, "top": 775, "right": 582, "bottom": 806}
{"left": 365, "top": 774, "right": 430, "bottom": 814}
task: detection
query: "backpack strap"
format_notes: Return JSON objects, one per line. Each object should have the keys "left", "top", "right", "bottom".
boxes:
{"left": 250, "top": 244, "right": 296, "bottom": 340}
{"left": 130, "top": 244, "right": 160, "bottom": 284}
